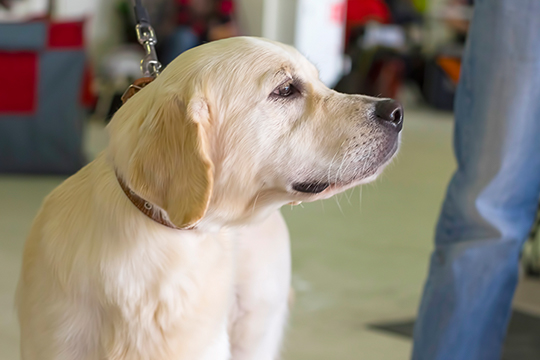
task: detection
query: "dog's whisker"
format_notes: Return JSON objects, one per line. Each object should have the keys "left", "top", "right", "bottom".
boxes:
{"left": 360, "top": 147, "right": 372, "bottom": 177}
{"left": 335, "top": 151, "right": 347, "bottom": 186}
{"left": 345, "top": 187, "right": 354, "bottom": 206}
{"left": 341, "top": 149, "right": 355, "bottom": 187}
{"left": 328, "top": 139, "right": 348, "bottom": 185}
{"left": 334, "top": 193, "right": 344, "bottom": 215}
{"left": 326, "top": 148, "right": 341, "bottom": 184}
{"left": 359, "top": 184, "right": 364, "bottom": 211}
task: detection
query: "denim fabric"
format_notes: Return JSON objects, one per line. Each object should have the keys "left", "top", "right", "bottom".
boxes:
{"left": 412, "top": 0, "right": 540, "bottom": 359}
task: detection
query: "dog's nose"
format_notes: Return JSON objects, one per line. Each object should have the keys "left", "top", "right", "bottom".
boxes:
{"left": 375, "top": 99, "right": 403, "bottom": 132}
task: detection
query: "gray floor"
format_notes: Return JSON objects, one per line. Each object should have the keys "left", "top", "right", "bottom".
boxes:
{"left": 370, "top": 308, "right": 540, "bottom": 360}
{"left": 1, "top": 106, "right": 538, "bottom": 359}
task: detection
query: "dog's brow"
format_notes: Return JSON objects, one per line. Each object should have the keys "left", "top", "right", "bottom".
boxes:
{"left": 272, "top": 68, "right": 292, "bottom": 82}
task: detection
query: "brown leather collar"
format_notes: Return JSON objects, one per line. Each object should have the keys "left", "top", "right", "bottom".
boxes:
{"left": 116, "top": 175, "right": 180, "bottom": 230}
{"left": 121, "top": 76, "right": 155, "bottom": 103}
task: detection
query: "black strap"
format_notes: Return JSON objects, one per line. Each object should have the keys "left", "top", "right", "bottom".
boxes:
{"left": 132, "top": 0, "right": 150, "bottom": 25}
{"left": 129, "top": 0, "right": 162, "bottom": 77}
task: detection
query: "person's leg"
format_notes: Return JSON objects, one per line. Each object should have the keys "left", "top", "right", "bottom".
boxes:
{"left": 412, "top": 1, "right": 540, "bottom": 359}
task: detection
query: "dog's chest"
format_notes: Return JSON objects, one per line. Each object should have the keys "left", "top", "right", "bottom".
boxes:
{"left": 154, "top": 231, "right": 236, "bottom": 317}
{"left": 102, "top": 230, "right": 237, "bottom": 347}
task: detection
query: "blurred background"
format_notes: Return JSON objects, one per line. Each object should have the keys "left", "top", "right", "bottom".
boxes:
{"left": 0, "top": 0, "right": 539, "bottom": 359}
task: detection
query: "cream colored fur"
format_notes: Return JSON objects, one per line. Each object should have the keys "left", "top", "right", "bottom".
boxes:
{"left": 17, "top": 37, "right": 400, "bottom": 360}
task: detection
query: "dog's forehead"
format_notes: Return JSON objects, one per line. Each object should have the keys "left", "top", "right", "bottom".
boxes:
{"left": 162, "top": 37, "right": 320, "bottom": 93}
{"left": 248, "top": 38, "right": 317, "bottom": 76}
{"left": 217, "top": 37, "right": 318, "bottom": 79}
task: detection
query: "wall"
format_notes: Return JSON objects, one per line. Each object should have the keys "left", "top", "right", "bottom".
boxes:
{"left": 235, "top": 0, "right": 296, "bottom": 44}
{"left": 236, "top": 0, "right": 264, "bottom": 37}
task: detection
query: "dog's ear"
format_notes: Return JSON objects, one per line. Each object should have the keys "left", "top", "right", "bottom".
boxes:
{"left": 126, "top": 95, "right": 213, "bottom": 229}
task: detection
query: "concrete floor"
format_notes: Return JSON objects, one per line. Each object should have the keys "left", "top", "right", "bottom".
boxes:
{"left": 1, "top": 106, "right": 538, "bottom": 359}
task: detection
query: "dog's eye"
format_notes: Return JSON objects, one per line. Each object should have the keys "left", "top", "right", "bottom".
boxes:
{"left": 273, "top": 82, "right": 296, "bottom": 97}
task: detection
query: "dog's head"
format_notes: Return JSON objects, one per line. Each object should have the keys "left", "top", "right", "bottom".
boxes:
{"left": 108, "top": 37, "right": 403, "bottom": 229}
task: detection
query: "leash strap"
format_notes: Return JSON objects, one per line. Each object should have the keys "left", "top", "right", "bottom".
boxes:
{"left": 121, "top": 1, "right": 160, "bottom": 103}
{"left": 132, "top": 0, "right": 162, "bottom": 78}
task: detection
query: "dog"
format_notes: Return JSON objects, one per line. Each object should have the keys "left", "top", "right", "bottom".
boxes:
{"left": 16, "top": 37, "right": 403, "bottom": 360}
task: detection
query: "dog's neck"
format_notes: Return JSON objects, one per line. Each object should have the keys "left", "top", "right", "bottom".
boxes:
{"left": 116, "top": 175, "right": 197, "bottom": 230}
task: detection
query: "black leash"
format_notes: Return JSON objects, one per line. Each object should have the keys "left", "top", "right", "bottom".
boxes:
{"left": 121, "top": 0, "right": 162, "bottom": 102}
{"left": 131, "top": 0, "right": 162, "bottom": 78}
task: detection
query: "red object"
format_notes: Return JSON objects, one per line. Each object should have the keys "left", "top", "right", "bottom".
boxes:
{"left": 80, "top": 63, "right": 97, "bottom": 108}
{"left": 346, "top": 0, "right": 391, "bottom": 27}
{"left": 345, "top": 0, "right": 391, "bottom": 45}
{"left": 0, "top": 52, "right": 37, "bottom": 114}
{"left": 220, "top": 0, "right": 234, "bottom": 14}
{"left": 48, "top": 21, "right": 84, "bottom": 49}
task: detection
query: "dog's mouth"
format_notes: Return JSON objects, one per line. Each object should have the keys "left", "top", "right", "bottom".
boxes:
{"left": 291, "top": 163, "right": 383, "bottom": 195}
{"left": 291, "top": 144, "right": 399, "bottom": 196}
{"left": 290, "top": 135, "right": 400, "bottom": 197}
{"left": 292, "top": 182, "right": 330, "bottom": 194}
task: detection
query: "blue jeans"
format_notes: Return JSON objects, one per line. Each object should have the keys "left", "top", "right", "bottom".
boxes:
{"left": 412, "top": 1, "right": 540, "bottom": 359}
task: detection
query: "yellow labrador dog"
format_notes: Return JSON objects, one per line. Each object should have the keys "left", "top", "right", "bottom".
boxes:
{"left": 17, "top": 37, "right": 403, "bottom": 360}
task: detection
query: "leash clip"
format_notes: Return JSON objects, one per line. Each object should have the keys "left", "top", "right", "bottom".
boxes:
{"left": 121, "top": 0, "right": 161, "bottom": 104}
{"left": 136, "top": 23, "right": 162, "bottom": 78}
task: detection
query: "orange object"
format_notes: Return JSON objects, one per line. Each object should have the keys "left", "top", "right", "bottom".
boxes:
{"left": 436, "top": 56, "right": 461, "bottom": 85}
